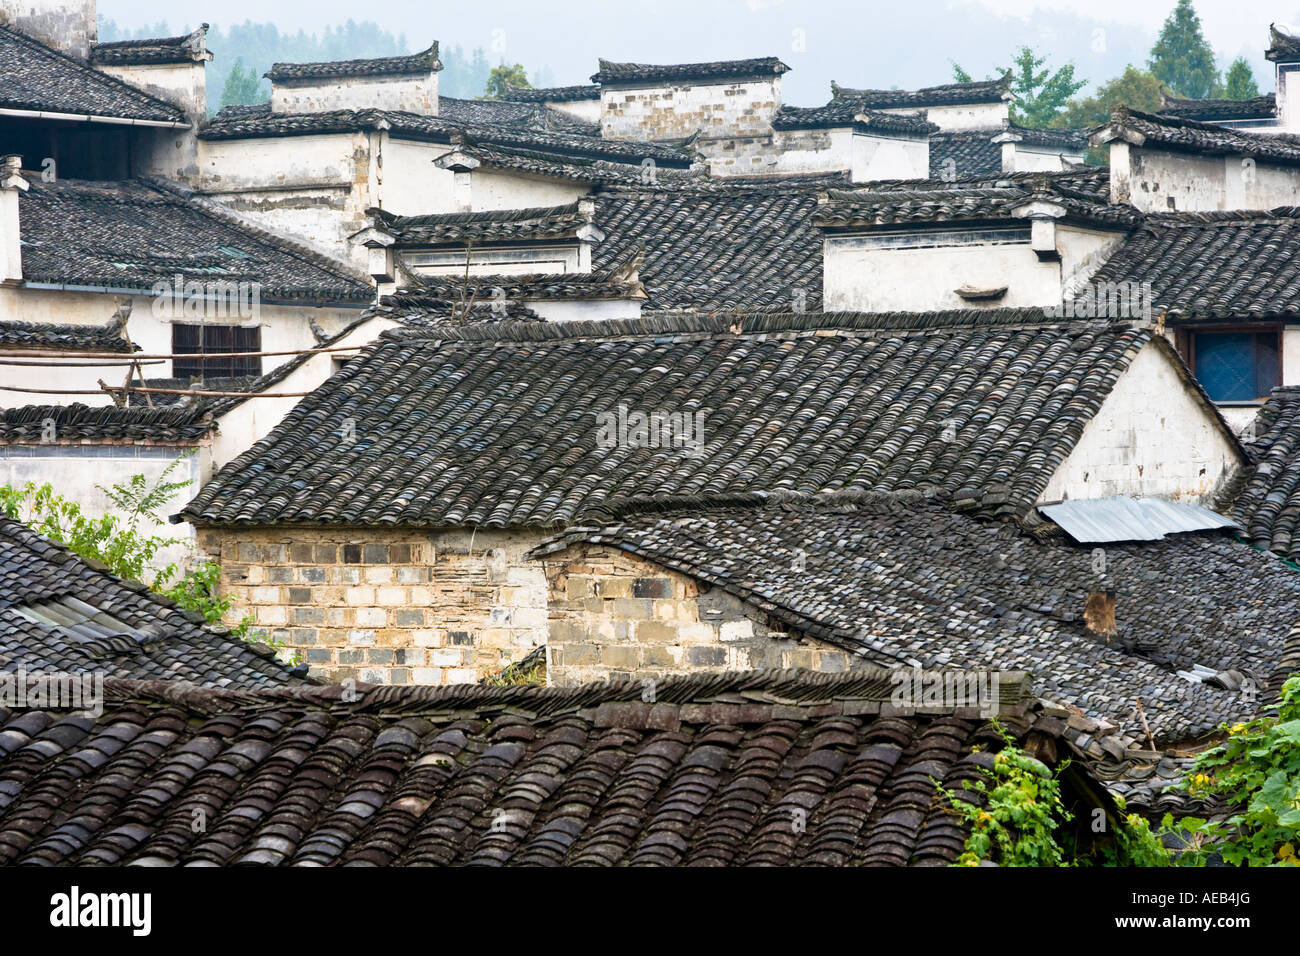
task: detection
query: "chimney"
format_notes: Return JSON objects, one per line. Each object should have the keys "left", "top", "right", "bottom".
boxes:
{"left": 0, "top": 155, "right": 28, "bottom": 286}
{"left": 1083, "top": 589, "right": 1117, "bottom": 640}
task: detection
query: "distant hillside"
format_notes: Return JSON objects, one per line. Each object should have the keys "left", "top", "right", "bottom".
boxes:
{"left": 97, "top": 17, "right": 539, "bottom": 113}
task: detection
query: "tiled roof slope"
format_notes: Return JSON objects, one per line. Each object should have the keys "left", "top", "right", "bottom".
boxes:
{"left": 816, "top": 169, "right": 1137, "bottom": 230}
{"left": 0, "top": 518, "right": 302, "bottom": 686}
{"left": 0, "top": 669, "right": 1137, "bottom": 867}
{"left": 0, "top": 404, "right": 215, "bottom": 443}
{"left": 1233, "top": 387, "right": 1300, "bottom": 561}
{"left": 772, "top": 103, "right": 937, "bottom": 135}
{"left": 373, "top": 202, "right": 591, "bottom": 246}
{"left": 533, "top": 495, "right": 1292, "bottom": 742}
{"left": 0, "top": 316, "right": 134, "bottom": 353}
{"left": 1159, "top": 94, "right": 1276, "bottom": 122}
{"left": 1267, "top": 23, "right": 1300, "bottom": 61}
{"left": 502, "top": 83, "right": 600, "bottom": 102}
{"left": 592, "top": 57, "right": 790, "bottom": 85}
{"left": 590, "top": 182, "right": 828, "bottom": 309}
{"left": 830, "top": 76, "right": 1011, "bottom": 109}
{"left": 437, "top": 97, "right": 599, "bottom": 135}
{"left": 1093, "top": 107, "right": 1300, "bottom": 164}
{"left": 90, "top": 27, "right": 208, "bottom": 65}
{"left": 265, "top": 43, "right": 442, "bottom": 80}
{"left": 18, "top": 178, "right": 373, "bottom": 302}
{"left": 199, "top": 106, "right": 688, "bottom": 166}
{"left": 929, "top": 130, "right": 1004, "bottom": 178}
{"left": 181, "top": 311, "right": 1151, "bottom": 528}
{"left": 1089, "top": 209, "right": 1300, "bottom": 321}
{"left": 0, "top": 23, "right": 185, "bottom": 123}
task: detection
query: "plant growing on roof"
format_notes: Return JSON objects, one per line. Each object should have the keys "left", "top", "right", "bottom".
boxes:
{"left": 1163, "top": 674, "right": 1300, "bottom": 867}
{"left": 0, "top": 460, "right": 280, "bottom": 654}
{"left": 937, "top": 723, "right": 1170, "bottom": 866}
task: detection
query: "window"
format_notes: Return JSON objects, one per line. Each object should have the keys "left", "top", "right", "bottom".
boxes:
{"left": 172, "top": 324, "right": 261, "bottom": 379}
{"left": 1189, "top": 330, "right": 1280, "bottom": 403}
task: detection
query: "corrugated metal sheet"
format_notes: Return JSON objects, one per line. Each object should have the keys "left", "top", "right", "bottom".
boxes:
{"left": 1038, "top": 497, "right": 1238, "bottom": 544}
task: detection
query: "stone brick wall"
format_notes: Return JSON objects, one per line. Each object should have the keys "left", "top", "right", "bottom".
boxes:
{"left": 600, "top": 78, "right": 780, "bottom": 143}
{"left": 540, "top": 543, "right": 860, "bottom": 685}
{"left": 201, "top": 526, "right": 548, "bottom": 685}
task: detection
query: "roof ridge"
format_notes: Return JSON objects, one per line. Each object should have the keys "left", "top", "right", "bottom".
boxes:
{"left": 94, "top": 667, "right": 1035, "bottom": 718}
{"left": 379, "top": 309, "right": 1141, "bottom": 347}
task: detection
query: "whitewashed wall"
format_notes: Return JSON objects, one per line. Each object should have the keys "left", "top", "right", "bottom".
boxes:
{"left": 270, "top": 72, "right": 438, "bottom": 115}
{"left": 601, "top": 77, "right": 781, "bottom": 142}
{"left": 1110, "top": 142, "right": 1300, "bottom": 212}
{"left": 1039, "top": 342, "right": 1243, "bottom": 504}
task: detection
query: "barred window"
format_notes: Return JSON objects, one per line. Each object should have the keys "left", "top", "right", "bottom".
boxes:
{"left": 172, "top": 324, "right": 261, "bottom": 379}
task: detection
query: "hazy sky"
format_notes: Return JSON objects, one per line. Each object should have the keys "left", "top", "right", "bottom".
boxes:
{"left": 98, "top": 0, "right": 1300, "bottom": 103}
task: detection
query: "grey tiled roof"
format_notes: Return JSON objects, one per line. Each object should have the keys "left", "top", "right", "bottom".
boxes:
{"left": 533, "top": 494, "right": 1290, "bottom": 743}
{"left": 181, "top": 310, "right": 1150, "bottom": 528}
{"left": 0, "top": 404, "right": 215, "bottom": 442}
{"left": 0, "top": 316, "right": 134, "bottom": 353}
{"left": 1267, "top": 23, "right": 1300, "bottom": 61}
{"left": 0, "top": 518, "right": 303, "bottom": 686}
{"left": 928, "top": 129, "right": 1004, "bottom": 178}
{"left": 772, "top": 103, "right": 937, "bottom": 135}
{"left": 265, "top": 43, "right": 442, "bottom": 80}
{"left": 1232, "top": 387, "right": 1300, "bottom": 562}
{"left": 376, "top": 268, "right": 645, "bottom": 312}
{"left": 17, "top": 178, "right": 373, "bottom": 302}
{"left": 590, "top": 181, "right": 830, "bottom": 309}
{"left": 830, "top": 76, "right": 1011, "bottom": 109}
{"left": 1159, "top": 94, "right": 1276, "bottom": 122}
{"left": 1094, "top": 107, "right": 1300, "bottom": 165}
{"left": 0, "top": 23, "right": 185, "bottom": 123}
{"left": 437, "top": 97, "right": 599, "bottom": 135}
{"left": 502, "top": 83, "right": 601, "bottom": 102}
{"left": 0, "top": 669, "right": 1144, "bottom": 866}
{"left": 592, "top": 56, "right": 790, "bottom": 85}
{"left": 373, "top": 202, "right": 592, "bottom": 246}
{"left": 1090, "top": 209, "right": 1300, "bottom": 321}
{"left": 816, "top": 169, "right": 1138, "bottom": 230}
{"left": 89, "top": 26, "right": 208, "bottom": 65}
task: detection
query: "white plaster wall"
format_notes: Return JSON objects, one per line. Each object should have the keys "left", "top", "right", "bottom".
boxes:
{"left": 207, "top": 316, "right": 395, "bottom": 470}
{"left": 883, "top": 101, "right": 1007, "bottom": 131}
{"left": 601, "top": 78, "right": 781, "bottom": 142}
{"left": 0, "top": 287, "right": 364, "bottom": 406}
{"left": 547, "top": 99, "right": 601, "bottom": 124}
{"left": 406, "top": 244, "right": 580, "bottom": 277}
{"left": 851, "top": 132, "right": 929, "bottom": 182}
{"left": 98, "top": 62, "right": 205, "bottom": 183}
{"left": 469, "top": 170, "right": 589, "bottom": 212}
{"left": 383, "top": 139, "right": 458, "bottom": 215}
{"left": 1039, "top": 342, "right": 1243, "bottom": 504}
{"left": 198, "top": 132, "right": 371, "bottom": 261}
{"left": 824, "top": 223, "right": 1122, "bottom": 313}
{"left": 1007, "top": 146, "right": 1084, "bottom": 173}
{"left": 0, "top": 0, "right": 95, "bottom": 58}
{"left": 271, "top": 72, "right": 438, "bottom": 115}
{"left": 1114, "top": 146, "right": 1300, "bottom": 212}
{"left": 0, "top": 441, "right": 207, "bottom": 573}
{"left": 526, "top": 299, "right": 643, "bottom": 323}
{"left": 824, "top": 232, "right": 1056, "bottom": 312}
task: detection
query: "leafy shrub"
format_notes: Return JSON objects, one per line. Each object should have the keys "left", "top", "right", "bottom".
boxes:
{"left": 1164, "top": 675, "right": 1300, "bottom": 867}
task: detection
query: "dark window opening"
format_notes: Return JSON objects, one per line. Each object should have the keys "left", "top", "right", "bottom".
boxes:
{"left": 0, "top": 118, "right": 130, "bottom": 181}
{"left": 1190, "top": 330, "right": 1280, "bottom": 403}
{"left": 172, "top": 324, "right": 262, "bottom": 379}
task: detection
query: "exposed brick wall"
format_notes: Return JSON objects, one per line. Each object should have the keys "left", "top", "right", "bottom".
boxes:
{"left": 600, "top": 79, "right": 780, "bottom": 143}
{"left": 541, "top": 543, "right": 860, "bottom": 685}
{"left": 201, "top": 526, "right": 547, "bottom": 685}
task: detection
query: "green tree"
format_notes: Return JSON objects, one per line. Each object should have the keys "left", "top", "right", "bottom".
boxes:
{"left": 952, "top": 47, "right": 1085, "bottom": 128}
{"left": 219, "top": 58, "right": 266, "bottom": 109}
{"left": 1054, "top": 65, "right": 1167, "bottom": 127}
{"left": 1149, "top": 0, "right": 1221, "bottom": 98}
{"left": 1224, "top": 56, "right": 1261, "bottom": 99}
{"left": 483, "top": 63, "right": 531, "bottom": 100}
